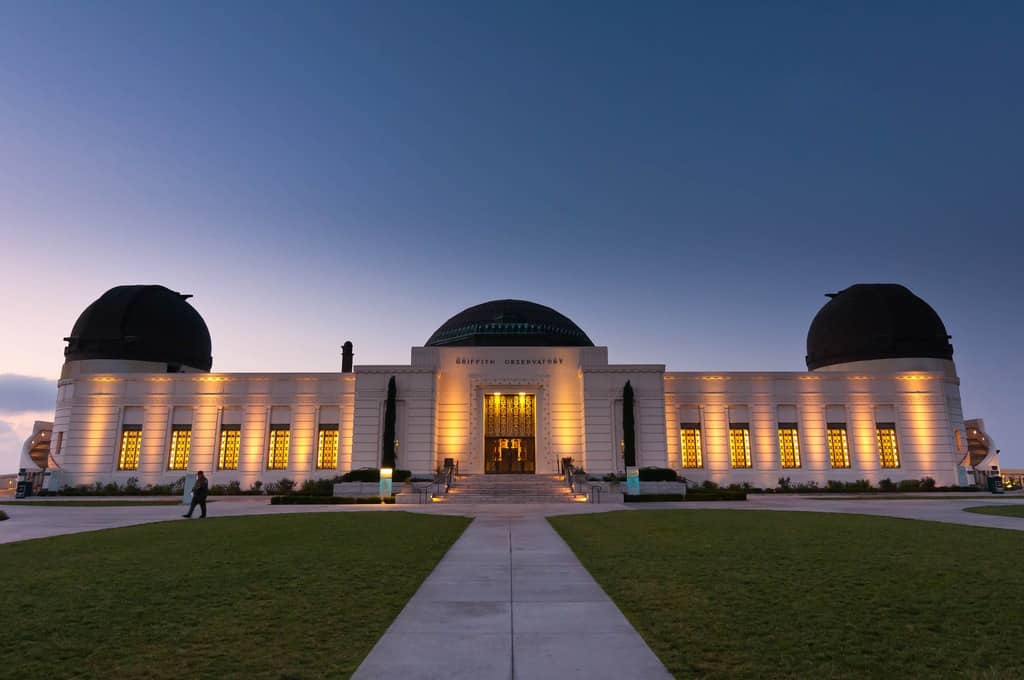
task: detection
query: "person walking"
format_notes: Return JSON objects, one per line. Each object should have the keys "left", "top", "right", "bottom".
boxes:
{"left": 182, "top": 470, "right": 209, "bottom": 519}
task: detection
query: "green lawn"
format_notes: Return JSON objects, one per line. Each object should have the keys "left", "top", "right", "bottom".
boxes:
{"left": 550, "top": 510, "right": 1024, "bottom": 679}
{"left": 964, "top": 505, "right": 1024, "bottom": 517}
{"left": 0, "top": 500, "right": 182, "bottom": 506}
{"left": 1, "top": 512, "right": 470, "bottom": 679}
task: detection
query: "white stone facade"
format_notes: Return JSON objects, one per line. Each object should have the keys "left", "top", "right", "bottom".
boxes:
{"left": 48, "top": 344, "right": 969, "bottom": 488}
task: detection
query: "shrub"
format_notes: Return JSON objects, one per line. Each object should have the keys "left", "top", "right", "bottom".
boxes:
{"left": 342, "top": 468, "right": 380, "bottom": 482}
{"left": 264, "top": 478, "right": 296, "bottom": 496}
{"left": 623, "top": 489, "right": 746, "bottom": 502}
{"left": 879, "top": 478, "right": 896, "bottom": 491}
{"left": 0, "top": 510, "right": 8, "bottom": 521}
{"left": 209, "top": 480, "right": 242, "bottom": 496}
{"left": 701, "top": 480, "right": 720, "bottom": 490}
{"left": 145, "top": 483, "right": 176, "bottom": 495}
{"left": 638, "top": 467, "right": 678, "bottom": 482}
{"left": 297, "top": 478, "right": 336, "bottom": 496}
{"left": 897, "top": 478, "right": 922, "bottom": 491}
{"left": 244, "top": 481, "right": 264, "bottom": 495}
{"left": 123, "top": 477, "right": 142, "bottom": 495}
{"left": 340, "top": 468, "right": 412, "bottom": 483}
{"left": 921, "top": 476, "right": 937, "bottom": 490}
{"left": 269, "top": 495, "right": 395, "bottom": 505}
{"left": 778, "top": 477, "right": 792, "bottom": 491}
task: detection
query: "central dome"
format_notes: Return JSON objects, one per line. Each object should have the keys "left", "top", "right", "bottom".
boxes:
{"left": 426, "top": 300, "right": 594, "bottom": 347}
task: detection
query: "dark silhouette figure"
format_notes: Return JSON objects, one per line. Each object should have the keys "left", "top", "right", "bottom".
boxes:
{"left": 182, "top": 471, "right": 209, "bottom": 519}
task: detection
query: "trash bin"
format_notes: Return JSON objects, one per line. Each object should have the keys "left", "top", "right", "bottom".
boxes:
{"left": 15, "top": 481, "right": 31, "bottom": 499}
{"left": 988, "top": 476, "right": 1005, "bottom": 494}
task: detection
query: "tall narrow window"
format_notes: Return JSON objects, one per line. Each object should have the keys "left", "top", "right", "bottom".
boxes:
{"left": 679, "top": 423, "right": 703, "bottom": 468}
{"left": 729, "top": 423, "right": 752, "bottom": 468}
{"left": 876, "top": 422, "right": 900, "bottom": 468}
{"left": 267, "top": 424, "right": 290, "bottom": 470}
{"left": 167, "top": 425, "right": 192, "bottom": 470}
{"left": 118, "top": 425, "right": 143, "bottom": 471}
{"left": 777, "top": 423, "right": 801, "bottom": 468}
{"left": 317, "top": 424, "right": 339, "bottom": 470}
{"left": 826, "top": 423, "right": 851, "bottom": 468}
{"left": 218, "top": 425, "right": 241, "bottom": 470}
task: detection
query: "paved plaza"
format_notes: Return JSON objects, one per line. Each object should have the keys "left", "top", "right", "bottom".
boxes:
{"left": 2, "top": 494, "right": 1022, "bottom": 679}
{"left": 3, "top": 494, "right": 1023, "bottom": 546}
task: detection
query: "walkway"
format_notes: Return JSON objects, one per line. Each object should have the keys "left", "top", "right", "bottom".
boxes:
{"left": 351, "top": 515, "right": 672, "bottom": 680}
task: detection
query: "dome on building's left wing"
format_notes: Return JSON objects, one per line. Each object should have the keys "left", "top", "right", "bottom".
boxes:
{"left": 64, "top": 285, "right": 212, "bottom": 371}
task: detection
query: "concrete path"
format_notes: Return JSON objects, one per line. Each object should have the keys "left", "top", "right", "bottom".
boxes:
{"left": 4, "top": 493, "right": 1024, "bottom": 545}
{"left": 351, "top": 516, "right": 672, "bottom": 680}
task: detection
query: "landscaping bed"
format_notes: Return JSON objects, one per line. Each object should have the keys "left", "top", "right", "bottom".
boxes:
{"left": 270, "top": 495, "right": 395, "bottom": 505}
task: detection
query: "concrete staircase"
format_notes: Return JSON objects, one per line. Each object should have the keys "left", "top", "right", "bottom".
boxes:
{"left": 436, "top": 474, "right": 586, "bottom": 504}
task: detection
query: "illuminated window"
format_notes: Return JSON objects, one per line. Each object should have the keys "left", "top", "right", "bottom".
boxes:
{"left": 777, "top": 423, "right": 801, "bottom": 468}
{"left": 267, "top": 424, "right": 290, "bottom": 470}
{"left": 826, "top": 423, "right": 851, "bottom": 468}
{"left": 876, "top": 422, "right": 900, "bottom": 468}
{"left": 954, "top": 429, "right": 964, "bottom": 454}
{"left": 117, "top": 425, "right": 142, "bottom": 471}
{"left": 679, "top": 423, "right": 702, "bottom": 468}
{"left": 218, "top": 425, "right": 241, "bottom": 470}
{"left": 317, "top": 424, "right": 339, "bottom": 470}
{"left": 167, "top": 425, "right": 192, "bottom": 470}
{"left": 729, "top": 424, "right": 752, "bottom": 468}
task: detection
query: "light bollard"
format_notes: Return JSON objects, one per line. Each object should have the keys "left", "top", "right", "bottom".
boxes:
{"left": 625, "top": 466, "right": 640, "bottom": 496}
{"left": 379, "top": 467, "right": 393, "bottom": 501}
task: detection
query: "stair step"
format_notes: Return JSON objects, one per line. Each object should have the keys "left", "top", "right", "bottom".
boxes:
{"left": 435, "top": 474, "right": 583, "bottom": 504}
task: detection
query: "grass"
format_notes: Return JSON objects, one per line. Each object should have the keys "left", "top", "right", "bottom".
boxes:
{"left": 0, "top": 512, "right": 471, "bottom": 679}
{"left": 0, "top": 500, "right": 183, "bottom": 507}
{"left": 964, "top": 505, "right": 1024, "bottom": 517}
{"left": 550, "top": 510, "right": 1024, "bottom": 679}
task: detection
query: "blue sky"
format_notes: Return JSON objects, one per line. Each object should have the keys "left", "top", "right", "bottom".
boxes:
{"left": 0, "top": 2, "right": 1020, "bottom": 471}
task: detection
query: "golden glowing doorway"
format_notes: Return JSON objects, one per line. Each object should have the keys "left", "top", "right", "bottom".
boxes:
{"left": 484, "top": 393, "right": 536, "bottom": 474}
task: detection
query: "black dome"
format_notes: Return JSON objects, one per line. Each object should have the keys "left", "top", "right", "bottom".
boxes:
{"left": 426, "top": 300, "right": 594, "bottom": 347}
{"left": 806, "top": 284, "right": 952, "bottom": 370}
{"left": 64, "top": 285, "right": 213, "bottom": 371}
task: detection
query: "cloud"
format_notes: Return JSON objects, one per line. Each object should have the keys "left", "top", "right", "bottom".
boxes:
{"left": 0, "top": 374, "right": 56, "bottom": 413}
{"left": 0, "top": 411, "right": 54, "bottom": 474}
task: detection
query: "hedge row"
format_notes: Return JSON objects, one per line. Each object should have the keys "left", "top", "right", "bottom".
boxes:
{"left": 623, "top": 490, "right": 747, "bottom": 502}
{"left": 269, "top": 495, "right": 395, "bottom": 505}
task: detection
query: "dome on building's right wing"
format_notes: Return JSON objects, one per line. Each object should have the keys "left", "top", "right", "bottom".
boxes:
{"left": 806, "top": 284, "right": 952, "bottom": 370}
{"left": 426, "top": 299, "right": 594, "bottom": 347}
{"left": 64, "top": 285, "right": 213, "bottom": 371}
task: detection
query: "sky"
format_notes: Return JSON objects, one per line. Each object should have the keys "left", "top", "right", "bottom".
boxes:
{"left": 0, "top": 1, "right": 1021, "bottom": 473}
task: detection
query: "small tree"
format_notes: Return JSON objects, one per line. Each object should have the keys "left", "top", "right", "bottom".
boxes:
{"left": 381, "top": 376, "right": 397, "bottom": 468}
{"left": 623, "top": 380, "right": 636, "bottom": 467}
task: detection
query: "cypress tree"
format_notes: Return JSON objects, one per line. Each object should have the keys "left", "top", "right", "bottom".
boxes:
{"left": 381, "top": 376, "right": 397, "bottom": 468}
{"left": 623, "top": 380, "right": 636, "bottom": 467}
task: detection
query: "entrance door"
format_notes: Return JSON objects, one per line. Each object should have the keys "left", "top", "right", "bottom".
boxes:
{"left": 484, "top": 393, "right": 536, "bottom": 474}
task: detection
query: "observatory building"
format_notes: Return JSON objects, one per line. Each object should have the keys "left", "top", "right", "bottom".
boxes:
{"left": 34, "top": 284, "right": 983, "bottom": 490}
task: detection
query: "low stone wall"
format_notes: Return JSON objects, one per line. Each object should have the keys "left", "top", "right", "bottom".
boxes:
{"left": 580, "top": 482, "right": 624, "bottom": 504}
{"left": 332, "top": 482, "right": 383, "bottom": 497}
{"left": 639, "top": 481, "right": 689, "bottom": 495}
